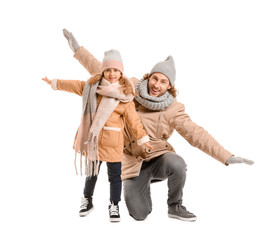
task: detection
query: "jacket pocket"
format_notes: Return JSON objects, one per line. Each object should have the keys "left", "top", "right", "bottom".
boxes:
{"left": 143, "top": 140, "right": 174, "bottom": 159}
{"left": 100, "top": 126, "right": 121, "bottom": 148}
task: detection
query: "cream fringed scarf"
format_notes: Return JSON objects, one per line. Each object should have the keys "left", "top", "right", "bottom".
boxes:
{"left": 74, "top": 78, "right": 134, "bottom": 176}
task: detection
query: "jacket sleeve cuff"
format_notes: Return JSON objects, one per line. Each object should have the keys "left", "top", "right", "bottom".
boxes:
{"left": 137, "top": 135, "right": 150, "bottom": 145}
{"left": 224, "top": 154, "right": 234, "bottom": 166}
{"left": 51, "top": 78, "right": 58, "bottom": 90}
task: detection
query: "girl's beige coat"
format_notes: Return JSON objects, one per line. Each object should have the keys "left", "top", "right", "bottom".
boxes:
{"left": 56, "top": 79, "right": 147, "bottom": 163}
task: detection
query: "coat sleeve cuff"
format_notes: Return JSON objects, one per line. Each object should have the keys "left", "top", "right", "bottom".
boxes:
{"left": 224, "top": 154, "right": 234, "bottom": 166}
{"left": 137, "top": 135, "right": 150, "bottom": 145}
{"left": 51, "top": 78, "right": 58, "bottom": 90}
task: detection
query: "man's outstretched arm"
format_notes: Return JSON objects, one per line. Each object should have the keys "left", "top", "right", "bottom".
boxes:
{"left": 63, "top": 28, "right": 102, "bottom": 76}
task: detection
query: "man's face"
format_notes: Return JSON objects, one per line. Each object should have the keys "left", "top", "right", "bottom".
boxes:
{"left": 103, "top": 68, "right": 122, "bottom": 83}
{"left": 148, "top": 73, "right": 171, "bottom": 97}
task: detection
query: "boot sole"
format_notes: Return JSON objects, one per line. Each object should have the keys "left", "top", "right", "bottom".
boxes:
{"left": 168, "top": 213, "right": 197, "bottom": 222}
{"left": 110, "top": 217, "right": 121, "bottom": 222}
{"left": 79, "top": 207, "right": 94, "bottom": 217}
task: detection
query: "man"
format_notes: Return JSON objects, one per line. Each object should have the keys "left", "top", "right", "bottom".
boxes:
{"left": 63, "top": 29, "right": 254, "bottom": 221}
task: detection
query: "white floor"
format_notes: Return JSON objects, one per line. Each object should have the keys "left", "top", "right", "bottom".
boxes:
{"left": 2, "top": 156, "right": 277, "bottom": 240}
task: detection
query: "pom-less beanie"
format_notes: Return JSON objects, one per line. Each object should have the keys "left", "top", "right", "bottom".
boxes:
{"left": 149, "top": 56, "right": 176, "bottom": 86}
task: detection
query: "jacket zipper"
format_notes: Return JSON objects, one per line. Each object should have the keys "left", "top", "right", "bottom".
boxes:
{"left": 156, "top": 114, "right": 163, "bottom": 138}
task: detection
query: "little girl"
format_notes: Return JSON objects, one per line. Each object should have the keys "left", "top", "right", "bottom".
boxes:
{"left": 42, "top": 49, "right": 152, "bottom": 222}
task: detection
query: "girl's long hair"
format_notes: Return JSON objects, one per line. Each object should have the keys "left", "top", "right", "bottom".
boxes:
{"left": 143, "top": 73, "right": 178, "bottom": 98}
{"left": 87, "top": 73, "right": 135, "bottom": 96}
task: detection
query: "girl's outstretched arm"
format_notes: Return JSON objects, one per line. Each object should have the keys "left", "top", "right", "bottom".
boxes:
{"left": 41, "top": 76, "right": 85, "bottom": 96}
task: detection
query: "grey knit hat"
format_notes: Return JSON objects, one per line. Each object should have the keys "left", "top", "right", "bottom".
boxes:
{"left": 149, "top": 56, "right": 176, "bottom": 86}
{"left": 101, "top": 49, "right": 124, "bottom": 73}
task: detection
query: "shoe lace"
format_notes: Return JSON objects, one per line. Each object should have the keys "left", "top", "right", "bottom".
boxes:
{"left": 109, "top": 203, "right": 119, "bottom": 216}
{"left": 80, "top": 198, "right": 89, "bottom": 210}
{"left": 176, "top": 204, "right": 193, "bottom": 215}
{"left": 177, "top": 204, "right": 186, "bottom": 211}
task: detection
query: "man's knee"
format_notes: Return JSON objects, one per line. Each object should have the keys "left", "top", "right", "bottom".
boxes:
{"left": 129, "top": 208, "right": 151, "bottom": 221}
{"left": 124, "top": 187, "right": 151, "bottom": 221}
{"left": 125, "top": 194, "right": 151, "bottom": 221}
{"left": 163, "top": 153, "right": 187, "bottom": 174}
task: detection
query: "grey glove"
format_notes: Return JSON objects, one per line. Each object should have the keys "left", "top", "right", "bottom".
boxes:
{"left": 226, "top": 156, "right": 254, "bottom": 165}
{"left": 63, "top": 28, "right": 80, "bottom": 52}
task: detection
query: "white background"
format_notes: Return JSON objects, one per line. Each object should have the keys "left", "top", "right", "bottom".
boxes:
{"left": 0, "top": 0, "right": 278, "bottom": 239}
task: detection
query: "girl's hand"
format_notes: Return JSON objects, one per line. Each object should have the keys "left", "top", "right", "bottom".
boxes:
{"left": 42, "top": 76, "right": 51, "bottom": 84}
{"left": 144, "top": 141, "right": 154, "bottom": 151}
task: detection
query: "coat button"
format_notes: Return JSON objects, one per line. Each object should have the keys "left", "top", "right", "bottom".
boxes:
{"left": 132, "top": 140, "right": 135, "bottom": 143}
{"left": 166, "top": 145, "right": 168, "bottom": 148}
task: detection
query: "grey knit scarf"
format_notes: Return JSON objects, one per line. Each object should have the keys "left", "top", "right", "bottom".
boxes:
{"left": 135, "top": 78, "right": 174, "bottom": 110}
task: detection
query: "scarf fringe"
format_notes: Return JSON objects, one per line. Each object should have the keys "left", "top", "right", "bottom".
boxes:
{"left": 74, "top": 152, "right": 100, "bottom": 177}
{"left": 74, "top": 136, "right": 100, "bottom": 177}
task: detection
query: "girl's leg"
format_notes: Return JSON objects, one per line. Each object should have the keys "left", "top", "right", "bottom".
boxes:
{"left": 83, "top": 161, "right": 103, "bottom": 198}
{"left": 106, "top": 162, "right": 122, "bottom": 222}
{"left": 106, "top": 162, "right": 122, "bottom": 204}
{"left": 79, "top": 161, "right": 102, "bottom": 217}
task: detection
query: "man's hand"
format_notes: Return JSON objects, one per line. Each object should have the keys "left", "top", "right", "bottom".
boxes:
{"left": 63, "top": 28, "right": 80, "bottom": 52}
{"left": 226, "top": 156, "right": 254, "bottom": 165}
{"left": 144, "top": 141, "right": 154, "bottom": 151}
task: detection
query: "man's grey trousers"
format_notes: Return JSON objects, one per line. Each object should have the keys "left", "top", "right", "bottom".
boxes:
{"left": 123, "top": 152, "right": 187, "bottom": 220}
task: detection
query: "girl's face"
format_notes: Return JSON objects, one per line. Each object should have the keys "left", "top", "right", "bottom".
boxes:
{"left": 148, "top": 73, "right": 171, "bottom": 97}
{"left": 103, "top": 68, "right": 122, "bottom": 83}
